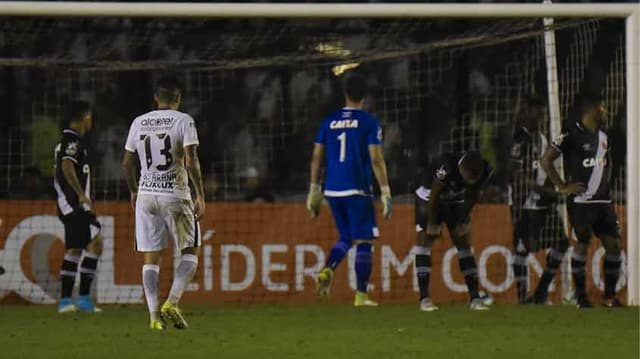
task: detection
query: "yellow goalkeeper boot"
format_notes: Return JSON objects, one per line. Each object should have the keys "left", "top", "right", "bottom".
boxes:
{"left": 149, "top": 318, "right": 166, "bottom": 331}
{"left": 354, "top": 292, "right": 379, "bottom": 307}
{"left": 315, "top": 267, "right": 333, "bottom": 301}
{"left": 161, "top": 301, "right": 189, "bottom": 329}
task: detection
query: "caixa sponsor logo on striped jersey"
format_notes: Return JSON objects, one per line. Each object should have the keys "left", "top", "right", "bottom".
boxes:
{"left": 582, "top": 157, "right": 608, "bottom": 168}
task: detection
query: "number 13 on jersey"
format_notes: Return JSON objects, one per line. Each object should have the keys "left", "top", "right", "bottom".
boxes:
{"left": 140, "top": 133, "right": 173, "bottom": 170}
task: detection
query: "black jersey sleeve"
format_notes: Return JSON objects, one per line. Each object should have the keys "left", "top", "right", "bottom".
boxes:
{"left": 432, "top": 154, "right": 454, "bottom": 185}
{"left": 510, "top": 128, "right": 527, "bottom": 162}
{"left": 550, "top": 123, "right": 572, "bottom": 154}
{"left": 60, "top": 135, "right": 81, "bottom": 164}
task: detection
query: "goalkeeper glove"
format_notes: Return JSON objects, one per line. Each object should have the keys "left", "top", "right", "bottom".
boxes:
{"left": 306, "top": 183, "right": 323, "bottom": 218}
{"left": 380, "top": 185, "right": 392, "bottom": 219}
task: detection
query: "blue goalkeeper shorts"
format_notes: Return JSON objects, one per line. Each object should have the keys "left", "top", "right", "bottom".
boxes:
{"left": 326, "top": 196, "right": 378, "bottom": 240}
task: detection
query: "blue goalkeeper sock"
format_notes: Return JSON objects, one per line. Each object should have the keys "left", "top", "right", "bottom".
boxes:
{"left": 355, "top": 243, "right": 372, "bottom": 293}
{"left": 326, "top": 239, "right": 351, "bottom": 270}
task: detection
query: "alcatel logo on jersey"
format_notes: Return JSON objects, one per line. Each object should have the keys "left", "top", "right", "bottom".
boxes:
{"left": 582, "top": 157, "right": 607, "bottom": 167}
{"left": 330, "top": 119, "right": 359, "bottom": 129}
{"left": 141, "top": 118, "right": 174, "bottom": 126}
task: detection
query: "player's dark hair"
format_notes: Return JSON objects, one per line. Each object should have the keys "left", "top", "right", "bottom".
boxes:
{"left": 460, "top": 150, "right": 485, "bottom": 178}
{"left": 67, "top": 100, "right": 92, "bottom": 124}
{"left": 343, "top": 74, "right": 367, "bottom": 102}
{"left": 155, "top": 76, "right": 181, "bottom": 104}
{"left": 579, "top": 93, "right": 604, "bottom": 115}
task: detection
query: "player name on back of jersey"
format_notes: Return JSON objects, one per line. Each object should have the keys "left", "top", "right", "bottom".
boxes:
{"left": 139, "top": 172, "right": 178, "bottom": 193}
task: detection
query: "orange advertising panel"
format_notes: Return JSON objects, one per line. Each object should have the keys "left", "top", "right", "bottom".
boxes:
{"left": 0, "top": 200, "right": 627, "bottom": 304}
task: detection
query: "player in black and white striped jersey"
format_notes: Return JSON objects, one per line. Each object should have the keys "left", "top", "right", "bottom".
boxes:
{"left": 541, "top": 94, "right": 623, "bottom": 308}
{"left": 53, "top": 101, "right": 103, "bottom": 313}
{"left": 509, "top": 97, "right": 568, "bottom": 305}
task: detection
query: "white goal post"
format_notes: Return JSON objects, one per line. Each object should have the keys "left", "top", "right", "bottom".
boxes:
{"left": 0, "top": 1, "right": 637, "bottom": 305}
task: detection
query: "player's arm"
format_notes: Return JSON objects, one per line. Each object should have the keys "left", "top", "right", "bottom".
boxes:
{"left": 540, "top": 146, "right": 585, "bottom": 194}
{"left": 462, "top": 165, "right": 493, "bottom": 217}
{"left": 508, "top": 139, "right": 527, "bottom": 189}
{"left": 369, "top": 144, "right": 392, "bottom": 219}
{"left": 121, "top": 150, "right": 139, "bottom": 209}
{"left": 309, "top": 143, "right": 324, "bottom": 187}
{"left": 306, "top": 143, "right": 324, "bottom": 218}
{"left": 426, "top": 178, "right": 444, "bottom": 236}
{"left": 61, "top": 159, "right": 91, "bottom": 208}
{"left": 185, "top": 144, "right": 206, "bottom": 218}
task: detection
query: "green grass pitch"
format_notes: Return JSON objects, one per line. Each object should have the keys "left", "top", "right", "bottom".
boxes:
{"left": 1, "top": 304, "right": 637, "bottom": 359}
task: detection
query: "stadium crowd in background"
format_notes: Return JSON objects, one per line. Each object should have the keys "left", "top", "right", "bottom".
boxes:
{"left": 0, "top": 13, "right": 626, "bottom": 204}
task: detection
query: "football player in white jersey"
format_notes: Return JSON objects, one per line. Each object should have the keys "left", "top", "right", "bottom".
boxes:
{"left": 122, "top": 76, "right": 206, "bottom": 330}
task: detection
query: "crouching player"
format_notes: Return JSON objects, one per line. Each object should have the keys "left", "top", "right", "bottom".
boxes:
{"left": 414, "top": 151, "right": 493, "bottom": 311}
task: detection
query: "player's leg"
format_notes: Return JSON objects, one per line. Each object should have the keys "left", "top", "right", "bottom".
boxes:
{"left": 511, "top": 209, "right": 531, "bottom": 304}
{"left": 58, "top": 213, "right": 85, "bottom": 313}
{"left": 76, "top": 214, "right": 103, "bottom": 312}
{"left": 530, "top": 209, "right": 568, "bottom": 304}
{"left": 325, "top": 197, "right": 352, "bottom": 270}
{"left": 143, "top": 251, "right": 164, "bottom": 330}
{"left": 315, "top": 197, "right": 352, "bottom": 300}
{"left": 448, "top": 207, "right": 487, "bottom": 310}
{"left": 594, "top": 204, "right": 624, "bottom": 307}
{"left": 136, "top": 194, "right": 168, "bottom": 330}
{"left": 162, "top": 198, "right": 200, "bottom": 329}
{"left": 59, "top": 247, "right": 81, "bottom": 313}
{"left": 414, "top": 194, "right": 438, "bottom": 311}
{"left": 567, "top": 203, "right": 594, "bottom": 308}
{"left": 350, "top": 196, "right": 379, "bottom": 307}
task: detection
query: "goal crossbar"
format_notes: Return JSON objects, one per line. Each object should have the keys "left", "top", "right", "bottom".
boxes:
{"left": 0, "top": 2, "right": 637, "bottom": 18}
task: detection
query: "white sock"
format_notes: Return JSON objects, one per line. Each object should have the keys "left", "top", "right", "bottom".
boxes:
{"left": 168, "top": 254, "right": 198, "bottom": 305}
{"left": 142, "top": 264, "right": 160, "bottom": 321}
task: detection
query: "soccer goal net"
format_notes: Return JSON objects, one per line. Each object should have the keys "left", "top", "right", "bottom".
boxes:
{"left": 0, "top": 3, "right": 637, "bottom": 306}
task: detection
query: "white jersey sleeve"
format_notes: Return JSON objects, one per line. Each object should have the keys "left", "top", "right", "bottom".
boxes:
{"left": 124, "top": 120, "right": 138, "bottom": 153}
{"left": 182, "top": 115, "right": 199, "bottom": 147}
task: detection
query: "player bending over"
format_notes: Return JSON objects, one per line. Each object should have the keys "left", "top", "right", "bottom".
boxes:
{"left": 306, "top": 73, "right": 392, "bottom": 307}
{"left": 122, "top": 76, "right": 206, "bottom": 330}
{"left": 541, "top": 94, "right": 623, "bottom": 308}
{"left": 509, "top": 97, "right": 568, "bottom": 304}
{"left": 414, "top": 151, "right": 493, "bottom": 311}
{"left": 54, "top": 101, "right": 103, "bottom": 313}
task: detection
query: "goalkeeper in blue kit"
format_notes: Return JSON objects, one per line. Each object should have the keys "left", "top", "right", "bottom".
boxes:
{"left": 306, "top": 74, "right": 392, "bottom": 307}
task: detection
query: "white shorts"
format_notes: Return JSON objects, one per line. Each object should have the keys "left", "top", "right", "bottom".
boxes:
{"left": 135, "top": 194, "right": 200, "bottom": 252}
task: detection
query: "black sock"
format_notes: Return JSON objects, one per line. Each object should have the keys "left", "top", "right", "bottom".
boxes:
{"left": 603, "top": 254, "right": 622, "bottom": 299}
{"left": 512, "top": 251, "right": 528, "bottom": 303}
{"left": 60, "top": 254, "right": 80, "bottom": 299}
{"left": 458, "top": 248, "right": 479, "bottom": 299}
{"left": 535, "top": 248, "right": 564, "bottom": 299}
{"left": 571, "top": 252, "right": 587, "bottom": 302}
{"left": 415, "top": 246, "right": 432, "bottom": 300}
{"left": 79, "top": 252, "right": 99, "bottom": 296}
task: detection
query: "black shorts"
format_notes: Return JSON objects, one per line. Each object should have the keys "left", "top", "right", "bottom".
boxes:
{"left": 567, "top": 202, "right": 620, "bottom": 243}
{"left": 415, "top": 196, "right": 470, "bottom": 234}
{"left": 61, "top": 211, "right": 93, "bottom": 249}
{"left": 512, "top": 208, "right": 567, "bottom": 252}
